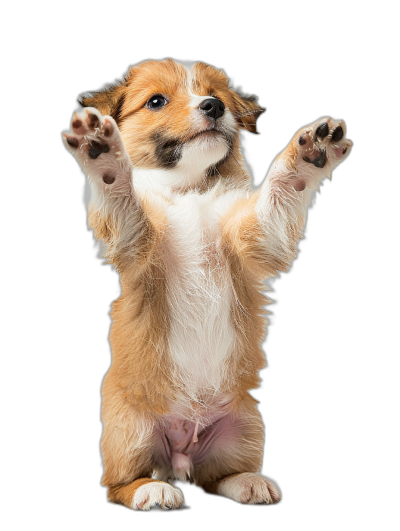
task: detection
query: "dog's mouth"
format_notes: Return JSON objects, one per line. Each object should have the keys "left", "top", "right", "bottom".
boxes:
{"left": 186, "top": 127, "right": 226, "bottom": 143}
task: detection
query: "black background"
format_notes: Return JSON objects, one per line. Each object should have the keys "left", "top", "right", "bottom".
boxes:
{"left": 36, "top": 19, "right": 384, "bottom": 529}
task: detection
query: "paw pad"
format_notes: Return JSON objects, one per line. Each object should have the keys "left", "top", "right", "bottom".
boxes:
{"left": 315, "top": 122, "right": 329, "bottom": 139}
{"left": 297, "top": 117, "right": 352, "bottom": 171}
{"left": 303, "top": 150, "right": 327, "bottom": 168}
{"left": 87, "top": 112, "right": 100, "bottom": 130}
{"left": 72, "top": 118, "right": 83, "bottom": 130}
{"left": 102, "top": 174, "right": 115, "bottom": 184}
{"left": 331, "top": 125, "right": 343, "bottom": 141}
{"left": 88, "top": 140, "right": 110, "bottom": 160}
{"left": 66, "top": 136, "right": 79, "bottom": 148}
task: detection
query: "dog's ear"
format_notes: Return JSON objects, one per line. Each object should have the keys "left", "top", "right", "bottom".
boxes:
{"left": 79, "top": 81, "right": 126, "bottom": 121}
{"left": 230, "top": 90, "right": 265, "bottom": 134}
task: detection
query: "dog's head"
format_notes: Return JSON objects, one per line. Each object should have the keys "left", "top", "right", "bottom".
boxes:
{"left": 80, "top": 59, "right": 264, "bottom": 189}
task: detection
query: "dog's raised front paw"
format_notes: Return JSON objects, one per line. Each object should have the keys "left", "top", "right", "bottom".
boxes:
{"left": 283, "top": 117, "right": 352, "bottom": 192}
{"left": 63, "top": 107, "right": 132, "bottom": 191}
{"left": 298, "top": 117, "right": 352, "bottom": 167}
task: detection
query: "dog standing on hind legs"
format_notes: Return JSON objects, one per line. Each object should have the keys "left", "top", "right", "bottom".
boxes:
{"left": 63, "top": 59, "right": 352, "bottom": 510}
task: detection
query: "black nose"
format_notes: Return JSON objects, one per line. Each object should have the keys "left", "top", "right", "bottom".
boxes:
{"left": 198, "top": 98, "right": 225, "bottom": 120}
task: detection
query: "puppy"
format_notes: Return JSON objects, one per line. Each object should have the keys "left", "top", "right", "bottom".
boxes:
{"left": 63, "top": 59, "right": 352, "bottom": 510}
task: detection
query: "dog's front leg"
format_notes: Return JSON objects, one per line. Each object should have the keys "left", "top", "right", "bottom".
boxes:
{"left": 256, "top": 117, "right": 352, "bottom": 272}
{"left": 63, "top": 107, "right": 147, "bottom": 260}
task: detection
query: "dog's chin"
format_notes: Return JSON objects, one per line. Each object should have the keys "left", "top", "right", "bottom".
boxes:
{"left": 187, "top": 129, "right": 226, "bottom": 146}
{"left": 182, "top": 130, "right": 230, "bottom": 167}
{"left": 182, "top": 131, "right": 229, "bottom": 174}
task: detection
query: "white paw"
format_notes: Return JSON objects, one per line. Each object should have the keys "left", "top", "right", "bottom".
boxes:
{"left": 132, "top": 481, "right": 184, "bottom": 511}
{"left": 218, "top": 473, "right": 281, "bottom": 504}
{"left": 63, "top": 107, "right": 126, "bottom": 161}
{"left": 281, "top": 117, "right": 352, "bottom": 193}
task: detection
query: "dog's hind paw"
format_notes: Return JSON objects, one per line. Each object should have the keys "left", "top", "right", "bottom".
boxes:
{"left": 132, "top": 482, "right": 184, "bottom": 511}
{"left": 204, "top": 472, "right": 281, "bottom": 505}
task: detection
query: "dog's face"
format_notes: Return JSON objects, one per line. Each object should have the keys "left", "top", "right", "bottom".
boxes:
{"left": 80, "top": 59, "right": 264, "bottom": 189}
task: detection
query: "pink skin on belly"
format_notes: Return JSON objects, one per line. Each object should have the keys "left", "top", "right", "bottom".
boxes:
{"left": 154, "top": 411, "right": 241, "bottom": 477}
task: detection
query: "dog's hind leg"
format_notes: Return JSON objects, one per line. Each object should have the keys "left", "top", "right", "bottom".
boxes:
{"left": 193, "top": 398, "right": 281, "bottom": 504}
{"left": 101, "top": 384, "right": 184, "bottom": 511}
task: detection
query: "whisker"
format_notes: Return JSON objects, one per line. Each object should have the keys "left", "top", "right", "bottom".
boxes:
{"left": 232, "top": 109, "right": 264, "bottom": 118}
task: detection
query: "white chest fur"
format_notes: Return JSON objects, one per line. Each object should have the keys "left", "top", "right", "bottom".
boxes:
{"left": 160, "top": 189, "right": 242, "bottom": 399}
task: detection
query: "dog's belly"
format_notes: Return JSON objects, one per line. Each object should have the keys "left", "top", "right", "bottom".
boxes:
{"left": 162, "top": 192, "right": 235, "bottom": 396}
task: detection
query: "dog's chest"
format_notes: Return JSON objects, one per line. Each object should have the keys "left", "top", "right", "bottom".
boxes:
{"left": 161, "top": 192, "right": 236, "bottom": 395}
{"left": 163, "top": 193, "right": 225, "bottom": 275}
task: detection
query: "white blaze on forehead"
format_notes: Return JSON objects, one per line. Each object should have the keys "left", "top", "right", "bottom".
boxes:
{"left": 189, "top": 93, "right": 215, "bottom": 108}
{"left": 182, "top": 62, "right": 215, "bottom": 107}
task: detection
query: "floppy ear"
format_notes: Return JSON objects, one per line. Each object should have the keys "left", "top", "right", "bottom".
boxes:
{"left": 230, "top": 90, "right": 265, "bottom": 134}
{"left": 79, "top": 81, "right": 126, "bottom": 121}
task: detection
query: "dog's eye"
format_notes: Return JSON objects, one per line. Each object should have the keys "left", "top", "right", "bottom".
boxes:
{"left": 146, "top": 94, "right": 168, "bottom": 110}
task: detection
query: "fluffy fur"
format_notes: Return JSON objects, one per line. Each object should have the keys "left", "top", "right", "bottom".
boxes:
{"left": 63, "top": 59, "right": 352, "bottom": 509}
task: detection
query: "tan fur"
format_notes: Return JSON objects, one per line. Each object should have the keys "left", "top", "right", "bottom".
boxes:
{"left": 220, "top": 195, "right": 271, "bottom": 400}
{"left": 66, "top": 60, "right": 352, "bottom": 508}
{"left": 80, "top": 83, "right": 126, "bottom": 121}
